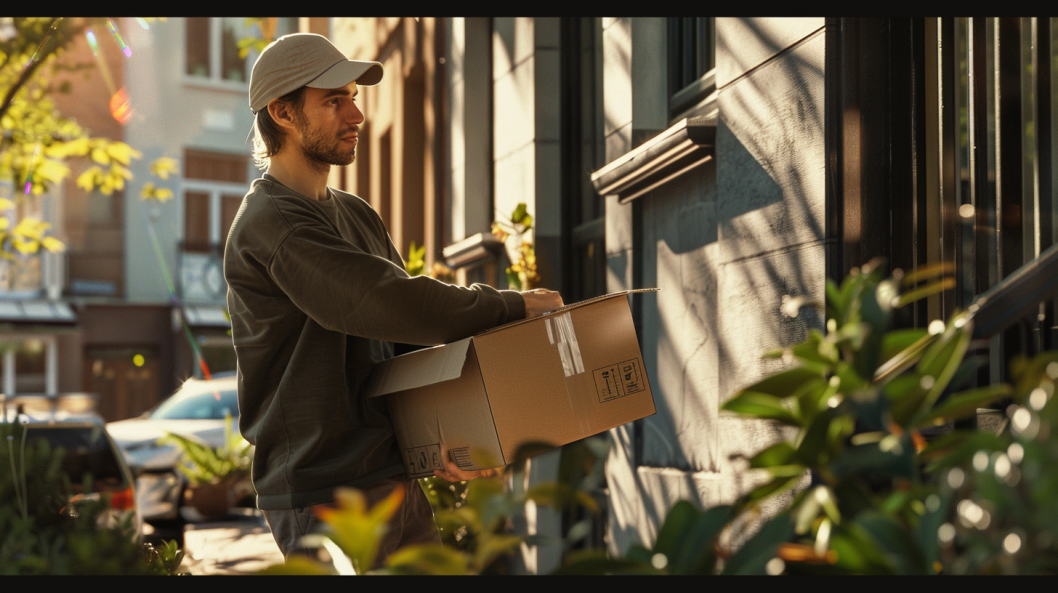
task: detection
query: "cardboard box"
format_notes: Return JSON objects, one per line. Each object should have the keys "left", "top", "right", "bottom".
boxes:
{"left": 367, "top": 289, "right": 658, "bottom": 478}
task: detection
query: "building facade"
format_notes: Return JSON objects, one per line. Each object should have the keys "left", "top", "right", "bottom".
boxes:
{"left": 0, "top": 18, "right": 289, "bottom": 421}
{"left": 325, "top": 16, "right": 1058, "bottom": 571}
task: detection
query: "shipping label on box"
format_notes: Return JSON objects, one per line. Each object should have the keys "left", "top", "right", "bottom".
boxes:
{"left": 366, "top": 289, "right": 658, "bottom": 478}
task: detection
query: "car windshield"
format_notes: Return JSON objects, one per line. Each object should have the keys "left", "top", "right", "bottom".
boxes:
{"left": 25, "top": 425, "right": 128, "bottom": 491}
{"left": 149, "top": 386, "right": 239, "bottom": 420}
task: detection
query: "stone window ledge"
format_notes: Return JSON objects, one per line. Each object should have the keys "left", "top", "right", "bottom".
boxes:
{"left": 590, "top": 116, "right": 716, "bottom": 204}
{"left": 442, "top": 232, "right": 503, "bottom": 269}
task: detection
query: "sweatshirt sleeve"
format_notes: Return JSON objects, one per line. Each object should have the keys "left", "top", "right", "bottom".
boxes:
{"left": 268, "top": 223, "right": 525, "bottom": 345}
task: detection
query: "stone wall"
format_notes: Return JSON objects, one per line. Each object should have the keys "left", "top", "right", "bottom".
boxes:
{"left": 605, "top": 17, "right": 828, "bottom": 555}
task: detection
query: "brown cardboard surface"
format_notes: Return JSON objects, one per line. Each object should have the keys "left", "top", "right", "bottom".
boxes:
{"left": 383, "top": 343, "right": 504, "bottom": 477}
{"left": 371, "top": 290, "right": 657, "bottom": 478}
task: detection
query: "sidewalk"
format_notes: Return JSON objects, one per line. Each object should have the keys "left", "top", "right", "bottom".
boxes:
{"left": 176, "top": 508, "right": 285, "bottom": 575}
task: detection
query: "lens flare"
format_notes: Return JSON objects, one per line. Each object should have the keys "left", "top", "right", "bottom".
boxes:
{"left": 106, "top": 19, "right": 131, "bottom": 57}
{"left": 109, "top": 87, "right": 133, "bottom": 124}
{"left": 136, "top": 18, "right": 150, "bottom": 29}
{"left": 86, "top": 29, "right": 98, "bottom": 55}
{"left": 23, "top": 143, "right": 41, "bottom": 194}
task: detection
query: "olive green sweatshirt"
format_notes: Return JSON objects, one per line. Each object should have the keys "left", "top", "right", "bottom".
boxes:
{"left": 223, "top": 174, "right": 525, "bottom": 510}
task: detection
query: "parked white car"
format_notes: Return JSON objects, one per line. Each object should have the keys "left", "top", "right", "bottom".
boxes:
{"left": 106, "top": 375, "right": 240, "bottom": 524}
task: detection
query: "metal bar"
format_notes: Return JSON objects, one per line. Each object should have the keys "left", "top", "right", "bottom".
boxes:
{"left": 970, "top": 238, "right": 1058, "bottom": 339}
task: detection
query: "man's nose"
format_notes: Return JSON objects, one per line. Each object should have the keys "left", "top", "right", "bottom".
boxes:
{"left": 347, "top": 102, "right": 365, "bottom": 124}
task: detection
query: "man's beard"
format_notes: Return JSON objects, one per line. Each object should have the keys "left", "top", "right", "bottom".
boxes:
{"left": 295, "top": 114, "right": 356, "bottom": 169}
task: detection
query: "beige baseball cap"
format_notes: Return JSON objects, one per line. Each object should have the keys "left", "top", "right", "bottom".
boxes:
{"left": 249, "top": 33, "right": 383, "bottom": 114}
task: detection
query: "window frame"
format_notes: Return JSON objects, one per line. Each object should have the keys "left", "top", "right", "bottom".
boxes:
{"left": 668, "top": 17, "right": 717, "bottom": 122}
{"left": 181, "top": 180, "right": 245, "bottom": 253}
{"left": 182, "top": 18, "right": 297, "bottom": 92}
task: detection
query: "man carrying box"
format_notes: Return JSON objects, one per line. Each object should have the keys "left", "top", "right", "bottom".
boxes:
{"left": 224, "top": 32, "right": 563, "bottom": 565}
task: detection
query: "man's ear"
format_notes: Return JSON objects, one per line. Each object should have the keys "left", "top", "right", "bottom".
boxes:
{"left": 267, "top": 99, "right": 298, "bottom": 132}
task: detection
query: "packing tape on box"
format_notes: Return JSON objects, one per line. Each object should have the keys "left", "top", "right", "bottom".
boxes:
{"left": 546, "top": 312, "right": 585, "bottom": 377}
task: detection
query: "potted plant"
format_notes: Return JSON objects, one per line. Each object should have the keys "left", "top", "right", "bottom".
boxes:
{"left": 160, "top": 414, "right": 252, "bottom": 521}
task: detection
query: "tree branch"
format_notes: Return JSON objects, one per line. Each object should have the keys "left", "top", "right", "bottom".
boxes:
{"left": 0, "top": 17, "right": 88, "bottom": 125}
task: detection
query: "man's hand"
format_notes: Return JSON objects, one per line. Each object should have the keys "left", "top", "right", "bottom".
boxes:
{"left": 433, "top": 451, "right": 500, "bottom": 482}
{"left": 521, "top": 288, "right": 564, "bottom": 318}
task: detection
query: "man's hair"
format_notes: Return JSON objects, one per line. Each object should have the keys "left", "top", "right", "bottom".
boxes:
{"left": 251, "top": 86, "right": 308, "bottom": 170}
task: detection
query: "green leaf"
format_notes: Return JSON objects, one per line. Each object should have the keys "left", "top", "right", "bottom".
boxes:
{"left": 874, "top": 331, "right": 939, "bottom": 384}
{"left": 553, "top": 550, "right": 657, "bottom": 575}
{"left": 908, "top": 324, "right": 971, "bottom": 427}
{"left": 749, "top": 442, "right": 797, "bottom": 469}
{"left": 881, "top": 328, "right": 929, "bottom": 362}
{"left": 919, "top": 430, "right": 1008, "bottom": 473}
{"left": 885, "top": 373, "right": 929, "bottom": 427}
{"left": 918, "top": 383, "right": 1012, "bottom": 427}
{"left": 743, "top": 470, "right": 805, "bottom": 504}
{"left": 506, "top": 267, "right": 521, "bottom": 291}
{"left": 793, "top": 408, "right": 850, "bottom": 466}
{"left": 855, "top": 511, "right": 930, "bottom": 575}
{"left": 736, "top": 366, "right": 827, "bottom": 398}
{"left": 720, "top": 512, "right": 794, "bottom": 575}
{"left": 894, "top": 278, "right": 956, "bottom": 308}
{"left": 721, "top": 391, "right": 800, "bottom": 425}
{"left": 899, "top": 262, "right": 955, "bottom": 287}
{"left": 1010, "top": 350, "right": 1058, "bottom": 401}
{"left": 825, "top": 278, "right": 844, "bottom": 321}
{"left": 854, "top": 279, "right": 890, "bottom": 379}
{"left": 668, "top": 505, "right": 733, "bottom": 574}
{"left": 827, "top": 522, "right": 897, "bottom": 574}
{"left": 510, "top": 202, "right": 529, "bottom": 225}
{"left": 382, "top": 542, "right": 469, "bottom": 575}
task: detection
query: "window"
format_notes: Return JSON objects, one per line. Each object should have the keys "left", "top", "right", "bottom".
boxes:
{"left": 184, "top": 17, "right": 297, "bottom": 85}
{"left": 562, "top": 18, "right": 607, "bottom": 302}
{"left": 180, "top": 149, "right": 247, "bottom": 303}
{"left": 182, "top": 149, "right": 247, "bottom": 254}
{"left": 668, "top": 17, "right": 715, "bottom": 119}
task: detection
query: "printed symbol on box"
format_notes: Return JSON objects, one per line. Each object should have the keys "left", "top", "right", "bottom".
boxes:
{"left": 403, "top": 449, "right": 417, "bottom": 475}
{"left": 405, "top": 444, "right": 443, "bottom": 475}
{"left": 449, "top": 447, "right": 473, "bottom": 469}
{"left": 593, "top": 359, "right": 644, "bottom": 402}
{"left": 593, "top": 365, "right": 623, "bottom": 401}
{"left": 621, "top": 361, "right": 643, "bottom": 395}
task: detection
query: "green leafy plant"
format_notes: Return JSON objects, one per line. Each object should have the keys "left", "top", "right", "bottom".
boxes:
{"left": 491, "top": 203, "right": 539, "bottom": 291}
{"left": 551, "top": 259, "right": 1058, "bottom": 576}
{"left": 159, "top": 413, "right": 251, "bottom": 486}
{"left": 405, "top": 241, "right": 455, "bottom": 283}
{"left": 1, "top": 420, "right": 180, "bottom": 575}
{"left": 0, "top": 18, "right": 174, "bottom": 262}
{"left": 710, "top": 259, "right": 1058, "bottom": 574}
{"left": 142, "top": 538, "right": 188, "bottom": 576}
{"left": 919, "top": 350, "right": 1058, "bottom": 574}
{"left": 257, "top": 438, "right": 608, "bottom": 575}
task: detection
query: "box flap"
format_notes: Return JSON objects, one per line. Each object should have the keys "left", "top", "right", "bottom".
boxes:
{"left": 366, "top": 338, "right": 472, "bottom": 397}
{"left": 475, "top": 288, "right": 659, "bottom": 337}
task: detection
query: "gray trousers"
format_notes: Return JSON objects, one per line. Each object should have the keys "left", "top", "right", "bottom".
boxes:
{"left": 263, "top": 475, "right": 441, "bottom": 571}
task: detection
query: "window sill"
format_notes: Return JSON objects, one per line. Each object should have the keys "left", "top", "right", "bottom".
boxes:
{"left": 442, "top": 232, "right": 503, "bottom": 269}
{"left": 590, "top": 116, "right": 716, "bottom": 204}
{"left": 181, "top": 76, "right": 249, "bottom": 95}
{"left": 669, "top": 69, "right": 716, "bottom": 119}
